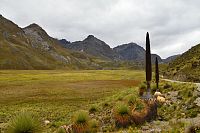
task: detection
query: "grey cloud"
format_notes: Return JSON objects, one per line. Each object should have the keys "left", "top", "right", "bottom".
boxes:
{"left": 1, "top": 0, "right": 200, "bottom": 58}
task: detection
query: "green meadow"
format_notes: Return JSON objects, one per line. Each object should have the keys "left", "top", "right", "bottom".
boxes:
{"left": 0, "top": 70, "right": 144, "bottom": 132}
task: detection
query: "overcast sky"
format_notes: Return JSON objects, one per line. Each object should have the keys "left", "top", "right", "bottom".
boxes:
{"left": 1, "top": 0, "right": 200, "bottom": 58}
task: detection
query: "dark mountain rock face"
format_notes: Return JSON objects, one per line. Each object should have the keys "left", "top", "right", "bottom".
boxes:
{"left": 151, "top": 54, "right": 162, "bottom": 63}
{"left": 65, "top": 35, "right": 120, "bottom": 60}
{"left": 113, "top": 43, "right": 162, "bottom": 63}
{"left": 59, "top": 39, "right": 70, "bottom": 47}
{"left": 113, "top": 43, "right": 145, "bottom": 61}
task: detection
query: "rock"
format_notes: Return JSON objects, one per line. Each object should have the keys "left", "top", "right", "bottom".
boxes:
{"left": 157, "top": 96, "right": 166, "bottom": 103}
{"left": 44, "top": 120, "right": 50, "bottom": 125}
{"left": 142, "top": 126, "right": 150, "bottom": 130}
{"left": 196, "top": 84, "right": 200, "bottom": 92}
{"left": 169, "top": 91, "right": 179, "bottom": 97}
{"left": 194, "top": 97, "right": 200, "bottom": 107}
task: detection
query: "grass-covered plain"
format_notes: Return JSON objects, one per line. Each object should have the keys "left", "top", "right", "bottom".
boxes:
{"left": 0, "top": 70, "right": 144, "bottom": 132}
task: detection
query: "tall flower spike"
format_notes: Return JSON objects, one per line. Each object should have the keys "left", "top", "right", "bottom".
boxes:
{"left": 155, "top": 57, "right": 159, "bottom": 91}
{"left": 145, "top": 32, "right": 152, "bottom": 99}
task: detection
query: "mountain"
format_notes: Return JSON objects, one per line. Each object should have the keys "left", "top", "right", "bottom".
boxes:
{"left": 0, "top": 15, "right": 110, "bottom": 69}
{"left": 164, "top": 44, "right": 200, "bottom": 82}
{"left": 113, "top": 43, "right": 162, "bottom": 63}
{"left": 0, "top": 15, "right": 165, "bottom": 70}
{"left": 113, "top": 43, "right": 145, "bottom": 61}
{"left": 65, "top": 35, "right": 121, "bottom": 60}
{"left": 59, "top": 39, "right": 70, "bottom": 47}
{"left": 163, "top": 55, "right": 180, "bottom": 63}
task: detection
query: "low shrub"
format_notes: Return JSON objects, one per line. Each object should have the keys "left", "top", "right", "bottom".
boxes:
{"left": 72, "top": 110, "right": 89, "bottom": 133}
{"left": 151, "top": 83, "right": 157, "bottom": 92}
{"left": 7, "top": 112, "right": 41, "bottom": 133}
{"left": 135, "top": 101, "right": 145, "bottom": 112}
{"left": 116, "top": 103, "right": 129, "bottom": 116}
{"left": 114, "top": 103, "right": 131, "bottom": 127}
{"left": 139, "top": 83, "right": 146, "bottom": 96}
{"left": 56, "top": 127, "right": 66, "bottom": 133}
{"left": 89, "top": 119, "right": 99, "bottom": 133}
{"left": 163, "top": 83, "right": 172, "bottom": 89}
{"left": 89, "top": 104, "right": 98, "bottom": 113}
{"left": 103, "top": 102, "right": 109, "bottom": 107}
{"left": 72, "top": 110, "right": 89, "bottom": 124}
{"left": 128, "top": 95, "right": 137, "bottom": 105}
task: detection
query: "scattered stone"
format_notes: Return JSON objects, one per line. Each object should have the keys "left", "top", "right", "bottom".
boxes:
{"left": 44, "top": 120, "right": 50, "bottom": 125}
{"left": 169, "top": 91, "right": 179, "bottom": 97}
{"left": 142, "top": 126, "right": 150, "bottom": 130}
{"left": 157, "top": 96, "right": 166, "bottom": 103}
{"left": 194, "top": 97, "right": 200, "bottom": 107}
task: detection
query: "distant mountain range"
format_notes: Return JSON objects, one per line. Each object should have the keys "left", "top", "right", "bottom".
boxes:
{"left": 0, "top": 15, "right": 179, "bottom": 69}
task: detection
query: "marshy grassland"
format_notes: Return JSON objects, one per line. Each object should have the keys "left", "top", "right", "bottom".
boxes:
{"left": 0, "top": 70, "right": 144, "bottom": 132}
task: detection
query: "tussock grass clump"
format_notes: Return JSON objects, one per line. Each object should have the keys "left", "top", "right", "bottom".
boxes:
{"left": 7, "top": 112, "right": 41, "bottom": 133}
{"left": 72, "top": 110, "right": 89, "bottom": 124}
{"left": 116, "top": 103, "right": 129, "bottom": 116}
{"left": 135, "top": 100, "right": 145, "bottom": 112}
{"left": 89, "top": 119, "right": 99, "bottom": 133}
{"left": 131, "top": 100, "right": 150, "bottom": 125}
{"left": 139, "top": 83, "right": 146, "bottom": 96}
{"left": 127, "top": 95, "right": 137, "bottom": 105}
{"left": 151, "top": 83, "right": 157, "bottom": 92}
{"left": 103, "top": 102, "right": 109, "bottom": 107}
{"left": 56, "top": 127, "right": 66, "bottom": 133}
{"left": 72, "top": 110, "right": 89, "bottom": 133}
{"left": 114, "top": 103, "right": 131, "bottom": 127}
{"left": 163, "top": 82, "right": 172, "bottom": 89}
{"left": 89, "top": 104, "right": 98, "bottom": 113}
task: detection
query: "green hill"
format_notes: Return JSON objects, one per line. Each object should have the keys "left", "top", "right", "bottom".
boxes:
{"left": 164, "top": 43, "right": 200, "bottom": 82}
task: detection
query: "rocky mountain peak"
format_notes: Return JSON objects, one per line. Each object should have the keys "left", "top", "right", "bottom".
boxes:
{"left": 23, "top": 23, "right": 50, "bottom": 39}
{"left": 84, "top": 35, "right": 96, "bottom": 41}
{"left": 26, "top": 23, "right": 42, "bottom": 28}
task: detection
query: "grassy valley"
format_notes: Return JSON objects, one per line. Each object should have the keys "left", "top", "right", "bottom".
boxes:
{"left": 0, "top": 70, "right": 199, "bottom": 132}
{"left": 0, "top": 70, "right": 144, "bottom": 132}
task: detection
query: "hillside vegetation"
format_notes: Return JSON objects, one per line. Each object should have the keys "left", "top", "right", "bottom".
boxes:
{"left": 165, "top": 43, "right": 200, "bottom": 82}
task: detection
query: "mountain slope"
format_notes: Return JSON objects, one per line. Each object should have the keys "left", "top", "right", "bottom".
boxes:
{"left": 113, "top": 43, "right": 162, "bottom": 63}
{"left": 59, "top": 39, "right": 70, "bottom": 47}
{"left": 165, "top": 44, "right": 200, "bottom": 82}
{"left": 163, "top": 55, "right": 180, "bottom": 63}
{"left": 0, "top": 15, "right": 108, "bottom": 69}
{"left": 113, "top": 43, "right": 145, "bottom": 61}
{"left": 65, "top": 35, "right": 120, "bottom": 60}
